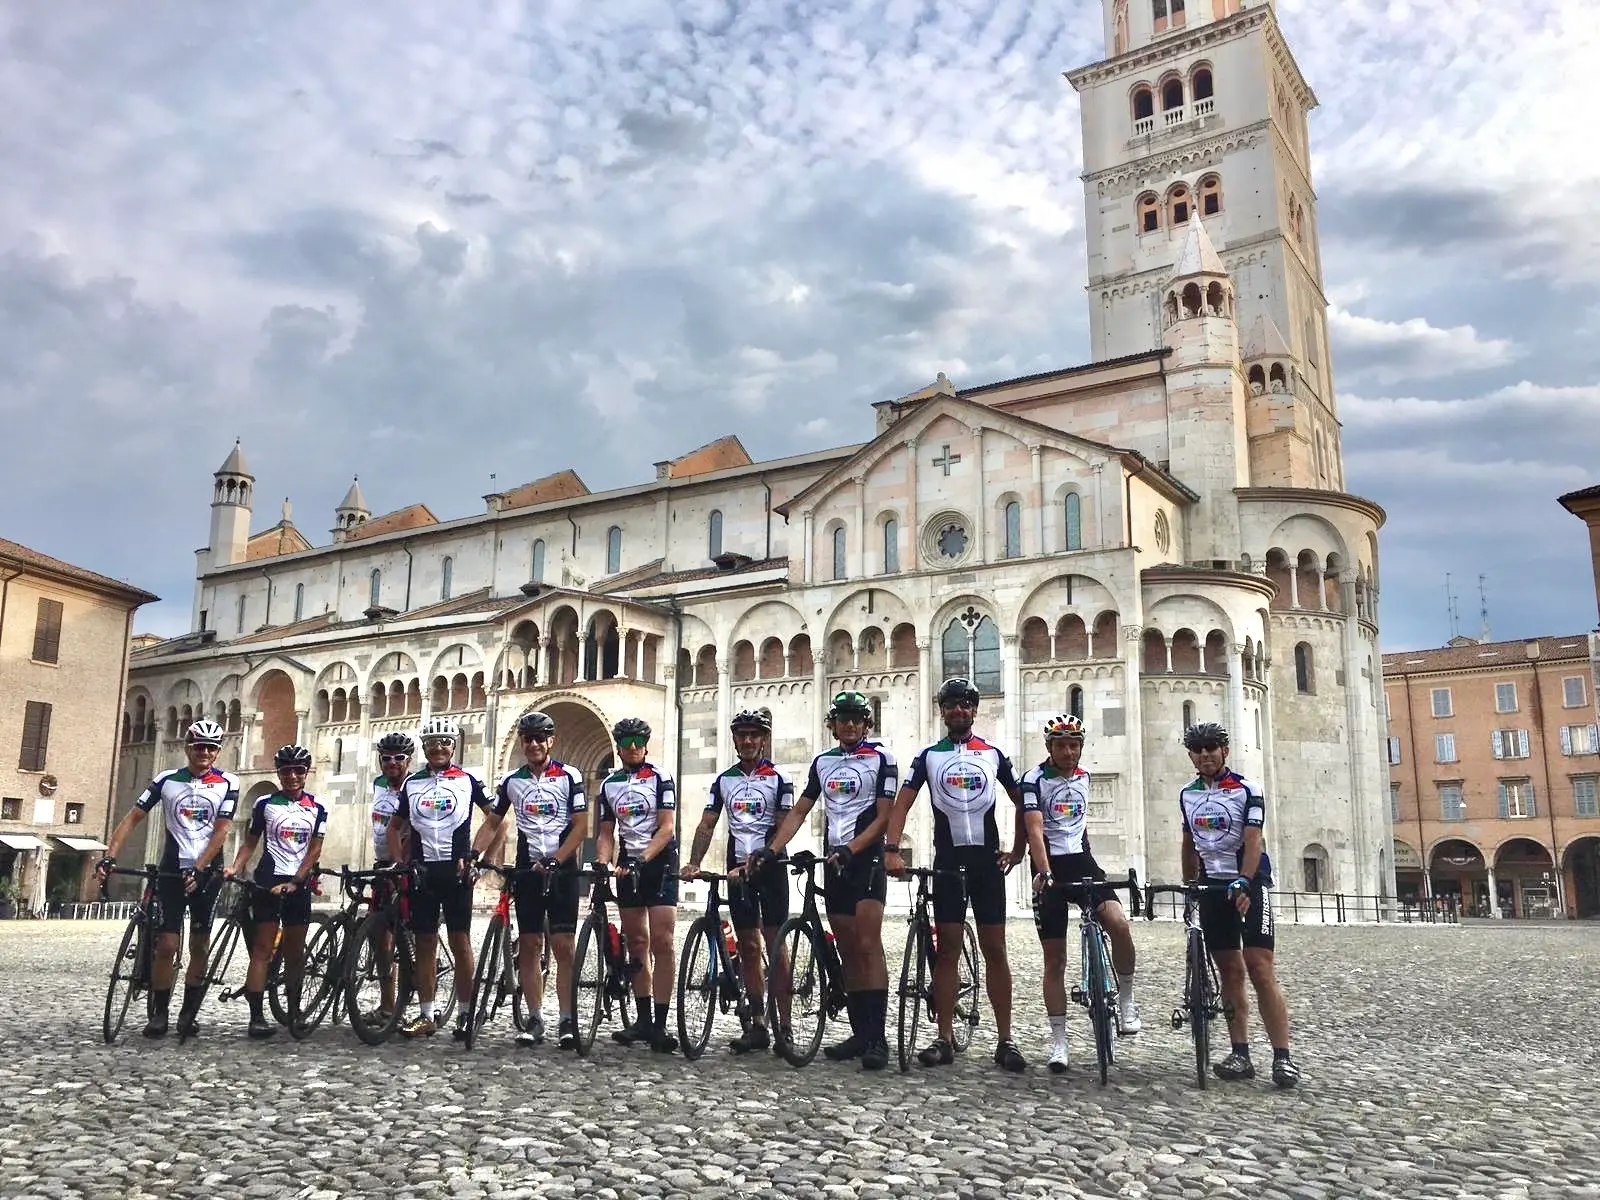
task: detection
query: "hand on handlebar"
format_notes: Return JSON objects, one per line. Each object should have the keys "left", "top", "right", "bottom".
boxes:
{"left": 883, "top": 849, "right": 906, "bottom": 879}
{"left": 1228, "top": 877, "right": 1252, "bottom": 916}
{"left": 681, "top": 862, "right": 702, "bottom": 881}
{"left": 826, "top": 844, "right": 854, "bottom": 872}
{"left": 1033, "top": 869, "right": 1053, "bottom": 896}
{"left": 996, "top": 849, "right": 1021, "bottom": 874}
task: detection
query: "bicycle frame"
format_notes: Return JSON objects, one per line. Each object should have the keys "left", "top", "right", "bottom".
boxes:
{"left": 1049, "top": 871, "right": 1139, "bottom": 1086}
{"left": 1144, "top": 879, "right": 1232, "bottom": 1090}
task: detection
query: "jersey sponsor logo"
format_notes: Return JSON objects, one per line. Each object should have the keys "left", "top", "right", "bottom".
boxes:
{"left": 176, "top": 797, "right": 216, "bottom": 825}
{"left": 824, "top": 776, "right": 860, "bottom": 799}
{"left": 276, "top": 822, "right": 313, "bottom": 849}
{"left": 729, "top": 791, "right": 765, "bottom": 818}
{"left": 521, "top": 794, "right": 560, "bottom": 818}
{"left": 1050, "top": 794, "right": 1085, "bottom": 820}
{"left": 372, "top": 811, "right": 391, "bottom": 827}
{"left": 942, "top": 768, "right": 986, "bottom": 793}
{"left": 613, "top": 792, "right": 653, "bottom": 818}
{"left": 1189, "top": 805, "right": 1230, "bottom": 834}
{"left": 417, "top": 788, "right": 458, "bottom": 817}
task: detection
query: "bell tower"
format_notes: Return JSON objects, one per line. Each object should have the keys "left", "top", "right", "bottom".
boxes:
{"left": 1068, "top": 0, "right": 1342, "bottom": 490}
{"left": 208, "top": 440, "right": 253, "bottom": 568}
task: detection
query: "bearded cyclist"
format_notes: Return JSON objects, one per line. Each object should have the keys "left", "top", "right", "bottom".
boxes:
{"left": 97, "top": 719, "right": 239, "bottom": 1038}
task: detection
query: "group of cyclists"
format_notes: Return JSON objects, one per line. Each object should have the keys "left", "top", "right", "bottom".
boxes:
{"left": 96, "top": 677, "right": 1300, "bottom": 1087}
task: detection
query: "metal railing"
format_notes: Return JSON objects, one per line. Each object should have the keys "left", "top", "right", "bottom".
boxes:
{"left": 32, "top": 901, "right": 139, "bottom": 922}
{"left": 1142, "top": 889, "right": 1460, "bottom": 926}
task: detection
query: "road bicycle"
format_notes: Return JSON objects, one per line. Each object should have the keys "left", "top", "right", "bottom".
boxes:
{"left": 1145, "top": 880, "right": 1233, "bottom": 1090}
{"left": 342, "top": 863, "right": 457, "bottom": 1045}
{"left": 99, "top": 864, "right": 183, "bottom": 1044}
{"left": 193, "top": 876, "right": 325, "bottom": 1034}
{"left": 674, "top": 870, "right": 763, "bottom": 1061}
{"left": 765, "top": 851, "right": 852, "bottom": 1067}
{"left": 465, "top": 862, "right": 550, "bottom": 1049}
{"left": 892, "top": 866, "right": 981, "bottom": 1073}
{"left": 1043, "top": 871, "right": 1140, "bottom": 1086}
{"left": 287, "top": 865, "right": 383, "bottom": 1039}
{"left": 567, "top": 863, "right": 642, "bottom": 1056}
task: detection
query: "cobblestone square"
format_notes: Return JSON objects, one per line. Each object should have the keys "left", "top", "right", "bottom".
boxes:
{"left": 2, "top": 919, "right": 1597, "bottom": 1200}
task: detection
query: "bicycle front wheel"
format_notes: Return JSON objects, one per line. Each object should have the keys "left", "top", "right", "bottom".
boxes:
{"left": 896, "top": 918, "right": 929, "bottom": 1072}
{"left": 1085, "top": 923, "right": 1114, "bottom": 1086}
{"left": 1186, "top": 929, "right": 1211, "bottom": 1090}
{"left": 345, "top": 913, "right": 408, "bottom": 1045}
{"left": 768, "top": 918, "right": 825, "bottom": 1067}
{"left": 102, "top": 914, "right": 146, "bottom": 1044}
{"left": 569, "top": 913, "right": 606, "bottom": 1056}
{"left": 952, "top": 921, "right": 981, "bottom": 1053}
{"left": 466, "top": 917, "right": 506, "bottom": 1051}
{"left": 675, "top": 918, "right": 719, "bottom": 1061}
{"left": 291, "top": 913, "right": 347, "bottom": 1038}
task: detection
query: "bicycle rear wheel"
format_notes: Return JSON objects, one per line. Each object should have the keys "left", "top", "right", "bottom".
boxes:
{"left": 1085, "top": 923, "right": 1114, "bottom": 1086}
{"left": 102, "top": 914, "right": 146, "bottom": 1044}
{"left": 896, "top": 918, "right": 929, "bottom": 1073}
{"left": 569, "top": 913, "right": 606, "bottom": 1056}
{"left": 768, "top": 919, "right": 824, "bottom": 1067}
{"left": 466, "top": 917, "right": 506, "bottom": 1050}
{"left": 1186, "top": 929, "right": 1211, "bottom": 1090}
{"left": 675, "top": 918, "right": 719, "bottom": 1061}
{"left": 952, "top": 921, "right": 980, "bottom": 1053}
{"left": 433, "top": 935, "right": 458, "bottom": 1026}
{"left": 291, "top": 913, "right": 347, "bottom": 1038}
{"left": 346, "top": 913, "right": 408, "bottom": 1045}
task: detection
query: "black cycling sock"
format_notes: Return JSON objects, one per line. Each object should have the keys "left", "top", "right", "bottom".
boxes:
{"left": 178, "top": 985, "right": 202, "bottom": 1019}
{"left": 654, "top": 1000, "right": 669, "bottom": 1032}
{"left": 865, "top": 988, "right": 888, "bottom": 1038}
{"left": 635, "top": 993, "right": 652, "bottom": 1027}
{"left": 843, "top": 992, "right": 862, "bottom": 1038}
{"left": 1232, "top": 1042, "right": 1250, "bottom": 1058}
{"left": 1273, "top": 1047, "right": 1291, "bottom": 1063}
{"left": 152, "top": 988, "right": 172, "bottom": 1013}
{"left": 246, "top": 990, "right": 265, "bottom": 1022}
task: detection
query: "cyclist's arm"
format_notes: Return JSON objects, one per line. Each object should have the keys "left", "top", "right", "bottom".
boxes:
{"left": 386, "top": 816, "right": 411, "bottom": 864}
{"left": 471, "top": 810, "right": 505, "bottom": 859}
{"left": 639, "top": 800, "right": 676, "bottom": 866}
{"left": 883, "top": 784, "right": 918, "bottom": 850}
{"left": 1005, "top": 783, "right": 1027, "bottom": 862}
{"left": 1024, "top": 811, "right": 1050, "bottom": 877}
{"left": 1180, "top": 826, "right": 1200, "bottom": 881}
{"left": 294, "top": 834, "right": 325, "bottom": 889}
{"left": 228, "top": 829, "right": 261, "bottom": 878}
{"left": 847, "top": 797, "right": 891, "bottom": 857}
{"left": 102, "top": 806, "right": 147, "bottom": 864}
{"left": 194, "top": 816, "right": 233, "bottom": 874}
{"left": 686, "top": 809, "right": 720, "bottom": 871}
{"left": 766, "top": 794, "right": 813, "bottom": 855}
{"left": 596, "top": 818, "right": 616, "bottom": 867}
{"left": 1238, "top": 826, "right": 1264, "bottom": 882}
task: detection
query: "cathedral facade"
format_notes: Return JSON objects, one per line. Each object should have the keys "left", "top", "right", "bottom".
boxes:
{"left": 115, "top": 0, "right": 1392, "bottom": 904}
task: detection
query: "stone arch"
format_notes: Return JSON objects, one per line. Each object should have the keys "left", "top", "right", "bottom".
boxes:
{"left": 1055, "top": 615, "right": 1089, "bottom": 661}
{"left": 1145, "top": 594, "right": 1236, "bottom": 644}
{"left": 1300, "top": 841, "right": 1331, "bottom": 892}
{"left": 857, "top": 626, "right": 888, "bottom": 672}
{"left": 1203, "top": 629, "right": 1229, "bottom": 675}
{"left": 758, "top": 637, "right": 786, "bottom": 680}
{"left": 1091, "top": 611, "right": 1120, "bottom": 659}
{"left": 1170, "top": 628, "right": 1202, "bottom": 673}
{"left": 584, "top": 609, "right": 622, "bottom": 681}
{"left": 731, "top": 639, "right": 758, "bottom": 682}
{"left": 822, "top": 587, "right": 914, "bottom": 643}
{"left": 1142, "top": 628, "right": 1168, "bottom": 674}
{"left": 365, "top": 651, "right": 418, "bottom": 691}
{"left": 889, "top": 623, "right": 918, "bottom": 669}
{"left": 1264, "top": 548, "right": 1293, "bottom": 611}
{"left": 730, "top": 599, "right": 808, "bottom": 649}
{"left": 693, "top": 644, "right": 718, "bottom": 688}
{"left": 1021, "top": 617, "right": 1051, "bottom": 665}
{"left": 1265, "top": 512, "right": 1351, "bottom": 566}
{"left": 545, "top": 605, "right": 582, "bottom": 686}
{"left": 1322, "top": 552, "right": 1346, "bottom": 613}
{"left": 1493, "top": 836, "right": 1554, "bottom": 868}
{"left": 254, "top": 669, "right": 298, "bottom": 765}
{"left": 425, "top": 642, "right": 483, "bottom": 684}
{"left": 826, "top": 629, "right": 855, "bottom": 675}
{"left": 505, "top": 619, "right": 541, "bottom": 688}
{"left": 788, "top": 633, "right": 814, "bottom": 676}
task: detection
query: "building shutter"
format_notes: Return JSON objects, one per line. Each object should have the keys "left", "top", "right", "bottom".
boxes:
{"left": 1518, "top": 730, "right": 1530, "bottom": 758}
{"left": 1491, "top": 731, "right": 1504, "bottom": 759}
{"left": 19, "top": 701, "right": 52, "bottom": 771}
{"left": 1562, "top": 726, "right": 1573, "bottom": 755}
{"left": 1527, "top": 784, "right": 1537, "bottom": 818}
{"left": 1496, "top": 783, "right": 1509, "bottom": 819}
{"left": 31, "top": 598, "right": 63, "bottom": 664}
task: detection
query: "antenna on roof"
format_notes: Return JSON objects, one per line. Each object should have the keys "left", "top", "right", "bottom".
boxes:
{"left": 1478, "top": 573, "right": 1491, "bottom": 643}
{"left": 1444, "top": 573, "right": 1458, "bottom": 641}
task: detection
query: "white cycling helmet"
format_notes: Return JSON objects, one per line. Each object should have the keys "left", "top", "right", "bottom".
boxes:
{"left": 185, "top": 719, "right": 226, "bottom": 747}
{"left": 419, "top": 715, "right": 460, "bottom": 743}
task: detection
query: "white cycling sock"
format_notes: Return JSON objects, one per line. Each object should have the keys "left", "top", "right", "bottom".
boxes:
{"left": 1048, "top": 1013, "right": 1067, "bottom": 1043}
{"left": 1118, "top": 974, "right": 1135, "bottom": 1005}
{"left": 420, "top": 1001, "right": 435, "bottom": 1021}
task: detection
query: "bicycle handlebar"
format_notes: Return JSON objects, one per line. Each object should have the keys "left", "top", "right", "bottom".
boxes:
{"left": 1142, "top": 879, "right": 1233, "bottom": 920}
{"left": 96, "top": 863, "right": 183, "bottom": 900}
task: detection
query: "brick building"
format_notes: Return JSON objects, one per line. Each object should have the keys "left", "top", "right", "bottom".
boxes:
{"left": 0, "top": 539, "right": 157, "bottom": 912}
{"left": 1383, "top": 635, "right": 1600, "bottom": 918}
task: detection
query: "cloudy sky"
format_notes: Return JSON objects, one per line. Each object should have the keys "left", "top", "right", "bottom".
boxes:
{"left": 2, "top": 0, "right": 1595, "bottom": 650}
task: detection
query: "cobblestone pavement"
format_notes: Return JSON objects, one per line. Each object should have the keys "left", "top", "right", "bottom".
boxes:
{"left": 3, "top": 916, "right": 1598, "bottom": 1200}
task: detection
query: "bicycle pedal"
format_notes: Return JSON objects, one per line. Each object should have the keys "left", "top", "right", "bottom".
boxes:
{"left": 1070, "top": 987, "right": 1086, "bottom": 1006}
{"left": 1170, "top": 1009, "right": 1186, "bottom": 1029}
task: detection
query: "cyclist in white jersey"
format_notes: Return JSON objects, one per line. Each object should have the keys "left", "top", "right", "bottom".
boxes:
{"left": 472, "top": 710, "right": 587, "bottom": 1050}
{"left": 596, "top": 717, "right": 680, "bottom": 1053}
{"left": 761, "top": 691, "right": 896, "bottom": 1071}
{"left": 386, "top": 715, "right": 492, "bottom": 1040}
{"left": 1020, "top": 713, "right": 1141, "bottom": 1073}
{"left": 97, "top": 719, "right": 239, "bottom": 1038}
{"left": 684, "top": 708, "right": 794, "bottom": 1054}
{"left": 225, "top": 745, "right": 327, "bottom": 1038}
{"left": 367, "top": 730, "right": 416, "bottom": 1020}
{"left": 1178, "top": 721, "right": 1298, "bottom": 1088}
{"left": 886, "top": 677, "right": 1028, "bottom": 1072}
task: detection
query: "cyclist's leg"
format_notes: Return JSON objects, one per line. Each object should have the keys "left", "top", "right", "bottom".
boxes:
{"left": 1240, "top": 883, "right": 1288, "bottom": 1050}
{"left": 513, "top": 875, "right": 546, "bottom": 1014}
{"left": 1094, "top": 887, "right": 1139, "bottom": 1026}
{"left": 727, "top": 872, "right": 766, "bottom": 1013}
{"left": 410, "top": 873, "right": 443, "bottom": 1016}
{"left": 1200, "top": 890, "right": 1249, "bottom": 1044}
{"left": 618, "top": 900, "right": 652, "bottom": 1027}
{"left": 967, "top": 855, "right": 1012, "bottom": 1045}
{"left": 929, "top": 862, "right": 969, "bottom": 1044}
{"left": 442, "top": 874, "right": 475, "bottom": 1011}
{"left": 547, "top": 868, "right": 580, "bottom": 1036}
{"left": 176, "top": 877, "right": 222, "bottom": 1028}
{"left": 279, "top": 885, "right": 312, "bottom": 1006}
{"left": 244, "top": 888, "right": 282, "bottom": 1032}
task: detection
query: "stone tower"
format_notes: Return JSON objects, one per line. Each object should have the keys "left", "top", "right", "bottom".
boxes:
{"left": 1068, "top": 0, "right": 1339, "bottom": 490}
{"left": 332, "top": 477, "right": 371, "bottom": 542}
{"left": 208, "top": 440, "right": 253, "bottom": 569}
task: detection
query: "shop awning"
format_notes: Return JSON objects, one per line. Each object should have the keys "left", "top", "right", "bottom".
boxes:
{"left": 0, "top": 834, "right": 47, "bottom": 851}
{"left": 54, "top": 836, "right": 108, "bottom": 853}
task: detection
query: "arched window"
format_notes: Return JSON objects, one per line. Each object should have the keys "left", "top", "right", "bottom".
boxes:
{"left": 1182, "top": 700, "right": 1195, "bottom": 730}
{"left": 1161, "top": 77, "right": 1184, "bottom": 112}
{"left": 369, "top": 568, "right": 382, "bottom": 607}
{"left": 606, "top": 526, "right": 622, "bottom": 574}
{"left": 940, "top": 614, "right": 1003, "bottom": 696}
{"left": 1192, "top": 66, "right": 1213, "bottom": 101}
{"left": 236, "top": 594, "right": 247, "bottom": 634}
{"left": 1294, "top": 642, "right": 1315, "bottom": 694}
{"left": 831, "top": 525, "right": 847, "bottom": 581}
{"left": 1153, "top": 0, "right": 1169, "bottom": 31}
{"left": 1003, "top": 501, "right": 1021, "bottom": 559}
{"left": 531, "top": 538, "right": 545, "bottom": 584}
{"left": 1064, "top": 493, "right": 1083, "bottom": 551}
{"left": 293, "top": 583, "right": 305, "bottom": 622}
{"left": 883, "top": 518, "right": 899, "bottom": 574}
{"left": 1132, "top": 86, "right": 1155, "bottom": 123}
{"left": 1168, "top": 183, "right": 1191, "bottom": 226}
{"left": 1198, "top": 174, "right": 1222, "bottom": 216}
{"left": 440, "top": 556, "right": 453, "bottom": 601}
{"left": 1171, "top": 0, "right": 1186, "bottom": 26}
{"left": 1069, "top": 685, "right": 1085, "bottom": 721}
{"left": 707, "top": 510, "right": 723, "bottom": 559}
{"left": 1137, "top": 192, "right": 1161, "bottom": 234}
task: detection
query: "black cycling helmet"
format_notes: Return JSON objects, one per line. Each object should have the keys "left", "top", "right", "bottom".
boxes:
{"left": 517, "top": 711, "right": 556, "bottom": 739}
{"left": 827, "top": 691, "right": 873, "bottom": 722}
{"left": 936, "top": 677, "right": 980, "bottom": 706}
{"left": 612, "top": 717, "right": 652, "bottom": 743}
{"left": 1182, "top": 722, "right": 1230, "bottom": 751}
{"left": 730, "top": 709, "right": 771, "bottom": 733}
{"left": 375, "top": 731, "right": 415, "bottom": 757}
{"left": 274, "top": 744, "right": 313, "bottom": 769}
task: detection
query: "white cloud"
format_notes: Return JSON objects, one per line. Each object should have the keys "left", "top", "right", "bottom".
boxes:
{"left": 1330, "top": 307, "right": 1519, "bottom": 386}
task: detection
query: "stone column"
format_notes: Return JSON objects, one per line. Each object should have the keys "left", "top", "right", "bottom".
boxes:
{"left": 295, "top": 708, "right": 310, "bottom": 747}
{"left": 1002, "top": 635, "right": 1021, "bottom": 761}
{"left": 577, "top": 627, "right": 591, "bottom": 683}
{"left": 1122, "top": 623, "right": 1148, "bottom": 882}
{"left": 1031, "top": 445, "right": 1045, "bottom": 556}
{"left": 716, "top": 654, "right": 733, "bottom": 765}
{"left": 812, "top": 652, "right": 828, "bottom": 744}
{"left": 1339, "top": 568, "right": 1374, "bottom": 893}
{"left": 802, "top": 512, "right": 815, "bottom": 585}
{"left": 855, "top": 476, "right": 868, "bottom": 578}
{"left": 974, "top": 427, "right": 988, "bottom": 564}
{"left": 1229, "top": 643, "right": 1249, "bottom": 774}
{"left": 635, "top": 633, "right": 648, "bottom": 681}
{"left": 918, "top": 638, "right": 934, "bottom": 745}
{"left": 1487, "top": 865, "right": 1502, "bottom": 918}
{"left": 905, "top": 438, "right": 920, "bottom": 572}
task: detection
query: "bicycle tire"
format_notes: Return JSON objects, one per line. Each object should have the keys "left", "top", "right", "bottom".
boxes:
{"left": 102, "top": 914, "right": 146, "bottom": 1044}
{"left": 675, "top": 918, "right": 719, "bottom": 1061}
{"left": 202, "top": 915, "right": 245, "bottom": 1006}
{"left": 896, "top": 918, "right": 928, "bottom": 1073}
{"left": 952, "top": 921, "right": 981, "bottom": 1053}
{"left": 1085, "top": 922, "right": 1113, "bottom": 1086}
{"left": 466, "top": 917, "right": 506, "bottom": 1051}
{"left": 509, "top": 936, "right": 532, "bottom": 1034}
{"left": 569, "top": 913, "right": 606, "bottom": 1056}
{"left": 768, "top": 918, "right": 825, "bottom": 1067}
{"left": 433, "top": 935, "right": 458, "bottom": 1026}
{"left": 1187, "top": 928, "right": 1210, "bottom": 1090}
{"left": 290, "top": 912, "right": 347, "bottom": 1038}
{"left": 346, "top": 913, "right": 408, "bottom": 1045}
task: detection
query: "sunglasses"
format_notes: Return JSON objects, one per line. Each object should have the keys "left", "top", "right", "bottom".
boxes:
{"left": 1191, "top": 743, "right": 1225, "bottom": 753}
{"left": 279, "top": 766, "right": 308, "bottom": 775}
{"left": 380, "top": 754, "right": 411, "bottom": 764}
{"left": 615, "top": 735, "right": 648, "bottom": 749}
{"left": 521, "top": 733, "right": 552, "bottom": 743}
{"left": 422, "top": 740, "right": 455, "bottom": 750}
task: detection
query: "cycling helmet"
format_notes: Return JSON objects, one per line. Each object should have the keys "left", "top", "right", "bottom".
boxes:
{"left": 274, "top": 744, "right": 313, "bottom": 769}
{"left": 730, "top": 709, "right": 771, "bottom": 733}
{"left": 419, "top": 715, "right": 459, "bottom": 743}
{"left": 517, "top": 711, "right": 556, "bottom": 739}
{"left": 1182, "top": 722, "right": 1230, "bottom": 751}
{"left": 826, "top": 691, "right": 873, "bottom": 722}
{"left": 185, "top": 719, "right": 226, "bottom": 747}
{"left": 935, "top": 677, "right": 980, "bottom": 706}
{"left": 375, "top": 731, "right": 415, "bottom": 757}
{"left": 1043, "top": 714, "right": 1086, "bottom": 741}
{"left": 612, "top": 717, "right": 652, "bottom": 743}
